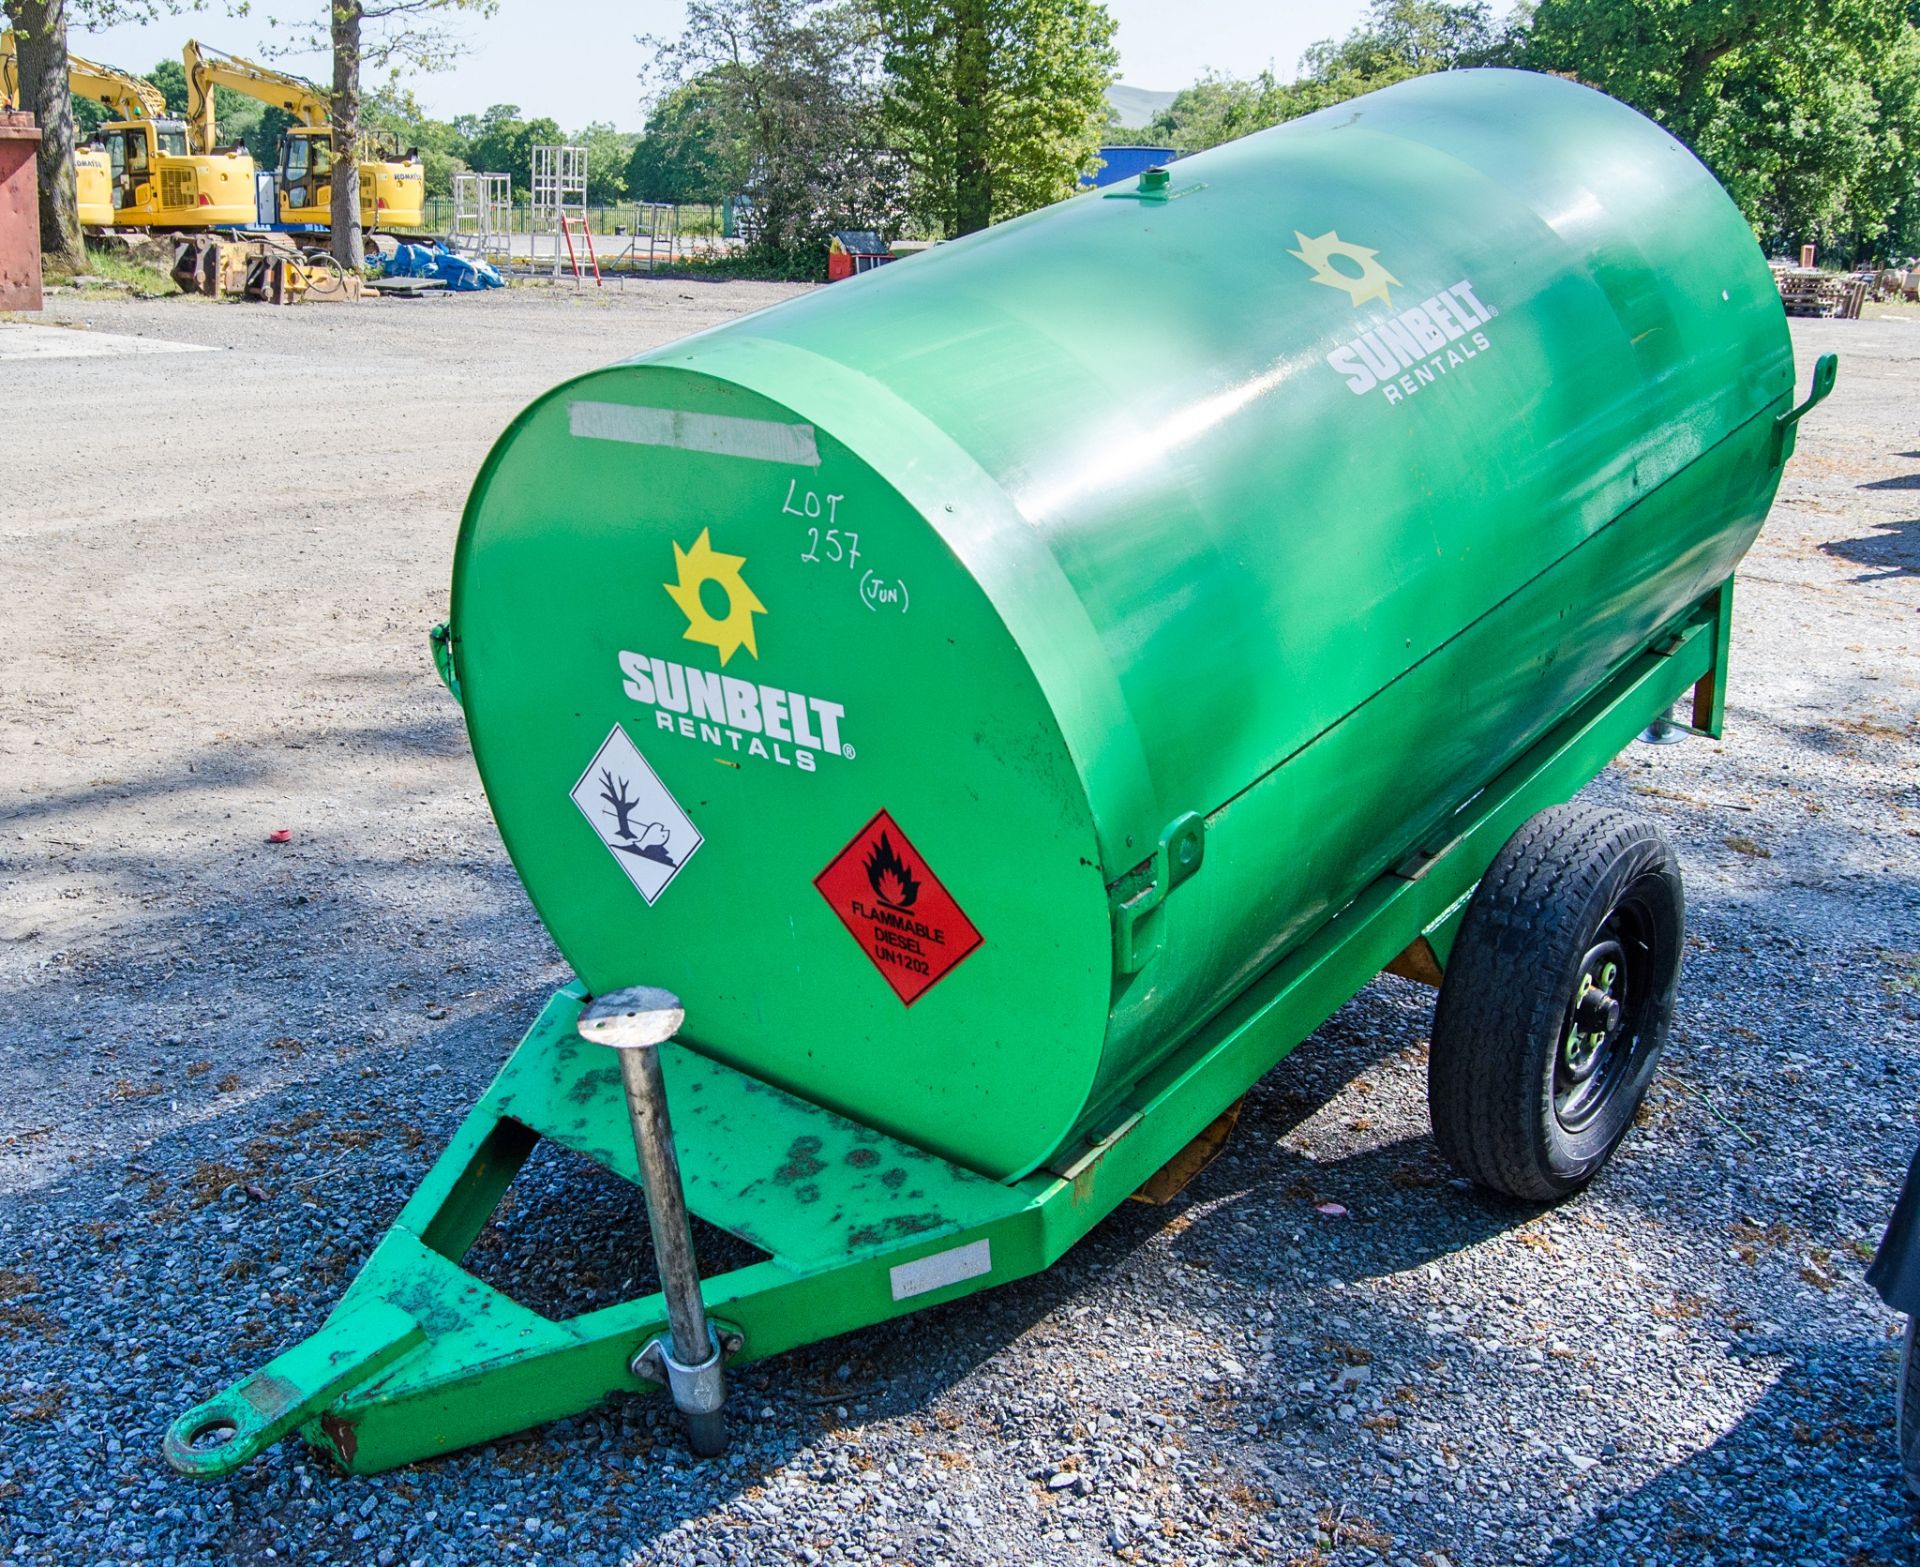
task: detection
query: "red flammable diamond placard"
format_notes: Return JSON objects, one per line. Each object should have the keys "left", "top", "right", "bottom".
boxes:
{"left": 814, "top": 809, "right": 983, "bottom": 1005}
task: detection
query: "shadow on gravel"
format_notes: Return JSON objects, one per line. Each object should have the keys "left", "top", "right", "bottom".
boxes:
{"left": 1162, "top": 1129, "right": 1537, "bottom": 1287}
{"left": 1544, "top": 1347, "right": 1918, "bottom": 1567}
{"left": 1822, "top": 516, "right": 1920, "bottom": 581}
{"left": 0, "top": 710, "right": 471, "bottom": 836}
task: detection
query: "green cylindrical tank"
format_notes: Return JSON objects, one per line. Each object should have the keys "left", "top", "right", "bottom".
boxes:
{"left": 448, "top": 68, "right": 1794, "bottom": 1182}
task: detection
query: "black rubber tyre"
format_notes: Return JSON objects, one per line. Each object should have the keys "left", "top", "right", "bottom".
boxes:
{"left": 1428, "top": 803, "right": 1684, "bottom": 1201}
{"left": 1899, "top": 1317, "right": 1920, "bottom": 1501}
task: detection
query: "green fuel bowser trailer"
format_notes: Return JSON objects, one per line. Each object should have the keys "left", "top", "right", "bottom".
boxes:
{"left": 167, "top": 67, "right": 1834, "bottom": 1475}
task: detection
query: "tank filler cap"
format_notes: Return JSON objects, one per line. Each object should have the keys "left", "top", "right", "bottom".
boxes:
{"left": 1104, "top": 165, "right": 1204, "bottom": 204}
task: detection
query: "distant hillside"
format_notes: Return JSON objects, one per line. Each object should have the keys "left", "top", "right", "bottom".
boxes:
{"left": 1105, "top": 83, "right": 1178, "bottom": 131}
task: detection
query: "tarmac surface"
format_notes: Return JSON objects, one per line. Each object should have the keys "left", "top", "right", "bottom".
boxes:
{"left": 1, "top": 285, "right": 1916, "bottom": 1566}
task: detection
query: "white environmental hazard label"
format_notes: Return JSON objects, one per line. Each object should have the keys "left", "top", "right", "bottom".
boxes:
{"left": 571, "top": 725, "right": 703, "bottom": 905}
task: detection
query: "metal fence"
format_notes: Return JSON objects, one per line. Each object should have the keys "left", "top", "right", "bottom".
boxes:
{"left": 417, "top": 198, "right": 728, "bottom": 240}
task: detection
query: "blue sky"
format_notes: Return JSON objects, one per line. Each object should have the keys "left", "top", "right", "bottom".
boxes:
{"left": 73, "top": 0, "right": 1375, "bottom": 130}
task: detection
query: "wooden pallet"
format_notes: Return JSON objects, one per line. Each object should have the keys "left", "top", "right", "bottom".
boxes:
{"left": 1774, "top": 268, "right": 1867, "bottom": 319}
{"left": 366, "top": 276, "right": 449, "bottom": 299}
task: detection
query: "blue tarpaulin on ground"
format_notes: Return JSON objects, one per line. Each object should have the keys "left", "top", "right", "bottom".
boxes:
{"left": 379, "top": 242, "right": 504, "bottom": 292}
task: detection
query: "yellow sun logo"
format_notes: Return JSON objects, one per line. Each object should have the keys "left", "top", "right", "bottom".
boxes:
{"left": 663, "top": 528, "right": 766, "bottom": 666}
{"left": 1289, "top": 229, "right": 1401, "bottom": 310}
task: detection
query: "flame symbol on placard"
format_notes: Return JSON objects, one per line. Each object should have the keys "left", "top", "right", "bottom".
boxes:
{"left": 864, "top": 832, "right": 920, "bottom": 910}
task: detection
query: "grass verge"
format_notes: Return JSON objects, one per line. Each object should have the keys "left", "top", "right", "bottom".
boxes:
{"left": 44, "top": 244, "right": 176, "bottom": 297}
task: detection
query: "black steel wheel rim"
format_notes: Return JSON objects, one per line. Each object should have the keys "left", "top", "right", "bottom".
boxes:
{"left": 1553, "top": 883, "right": 1659, "bottom": 1134}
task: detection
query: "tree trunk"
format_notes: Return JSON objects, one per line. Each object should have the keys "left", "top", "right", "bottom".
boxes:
{"left": 951, "top": 0, "right": 992, "bottom": 235}
{"left": 5, "top": 0, "right": 84, "bottom": 271}
{"left": 329, "top": 0, "right": 364, "bottom": 268}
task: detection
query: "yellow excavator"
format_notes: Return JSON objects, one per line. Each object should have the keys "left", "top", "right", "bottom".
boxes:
{"left": 0, "top": 30, "right": 255, "bottom": 227}
{"left": 183, "top": 41, "right": 423, "bottom": 232}
{"left": 1, "top": 32, "right": 255, "bottom": 229}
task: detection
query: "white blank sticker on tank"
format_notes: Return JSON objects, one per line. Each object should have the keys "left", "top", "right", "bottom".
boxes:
{"left": 569, "top": 401, "right": 820, "bottom": 467}
{"left": 889, "top": 1239, "right": 992, "bottom": 1301}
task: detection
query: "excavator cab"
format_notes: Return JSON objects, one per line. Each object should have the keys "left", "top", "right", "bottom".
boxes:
{"left": 98, "top": 119, "right": 255, "bottom": 229}
{"left": 278, "top": 126, "right": 333, "bottom": 220}
{"left": 276, "top": 126, "right": 423, "bottom": 231}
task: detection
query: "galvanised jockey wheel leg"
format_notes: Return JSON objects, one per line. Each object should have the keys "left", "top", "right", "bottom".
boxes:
{"left": 576, "top": 986, "right": 729, "bottom": 1456}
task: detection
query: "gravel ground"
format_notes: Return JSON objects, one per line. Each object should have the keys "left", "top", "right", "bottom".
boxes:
{"left": 1, "top": 287, "right": 1916, "bottom": 1567}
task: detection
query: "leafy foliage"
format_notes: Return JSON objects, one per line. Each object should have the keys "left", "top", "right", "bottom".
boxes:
{"left": 1523, "top": 0, "right": 1920, "bottom": 254}
{"left": 1140, "top": 70, "right": 1289, "bottom": 153}
{"left": 362, "top": 85, "right": 467, "bottom": 196}
{"left": 870, "top": 0, "right": 1118, "bottom": 236}
{"left": 576, "top": 120, "right": 638, "bottom": 204}
{"left": 1128, "top": 0, "right": 1920, "bottom": 259}
{"left": 644, "top": 0, "right": 904, "bottom": 268}
{"left": 453, "top": 101, "right": 562, "bottom": 182}
{"left": 626, "top": 76, "right": 749, "bottom": 204}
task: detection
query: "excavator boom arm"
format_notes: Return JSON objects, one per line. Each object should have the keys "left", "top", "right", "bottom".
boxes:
{"left": 67, "top": 49, "right": 167, "bottom": 121}
{"left": 183, "top": 39, "right": 329, "bottom": 153}
{"left": 1, "top": 32, "right": 163, "bottom": 120}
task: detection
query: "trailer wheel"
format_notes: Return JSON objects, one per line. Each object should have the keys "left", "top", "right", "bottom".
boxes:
{"left": 1899, "top": 1317, "right": 1920, "bottom": 1499}
{"left": 1428, "top": 804, "right": 1683, "bottom": 1201}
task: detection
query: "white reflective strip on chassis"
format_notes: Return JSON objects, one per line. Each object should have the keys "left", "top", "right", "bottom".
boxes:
{"left": 568, "top": 401, "right": 821, "bottom": 467}
{"left": 888, "top": 1239, "right": 992, "bottom": 1301}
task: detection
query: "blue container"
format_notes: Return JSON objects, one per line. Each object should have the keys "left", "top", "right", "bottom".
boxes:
{"left": 1081, "top": 145, "right": 1178, "bottom": 189}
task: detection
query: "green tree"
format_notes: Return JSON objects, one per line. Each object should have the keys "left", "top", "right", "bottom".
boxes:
{"left": 458, "top": 102, "right": 561, "bottom": 182}
{"left": 626, "top": 75, "right": 748, "bottom": 203}
{"left": 1522, "top": 0, "right": 1918, "bottom": 254}
{"left": 870, "top": 0, "right": 1118, "bottom": 236}
{"left": 576, "top": 119, "right": 636, "bottom": 204}
{"left": 453, "top": 101, "right": 517, "bottom": 171}
{"left": 71, "top": 92, "right": 107, "bottom": 139}
{"left": 645, "top": 0, "right": 902, "bottom": 268}
{"left": 143, "top": 53, "right": 185, "bottom": 111}
{"left": 1144, "top": 69, "right": 1288, "bottom": 151}
{"left": 364, "top": 85, "right": 466, "bottom": 197}
{"left": 1861, "top": 21, "right": 1920, "bottom": 254}
{"left": 1301, "top": 0, "right": 1496, "bottom": 83}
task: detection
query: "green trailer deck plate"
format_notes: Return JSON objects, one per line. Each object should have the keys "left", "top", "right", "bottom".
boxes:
{"left": 484, "top": 995, "right": 1031, "bottom": 1272}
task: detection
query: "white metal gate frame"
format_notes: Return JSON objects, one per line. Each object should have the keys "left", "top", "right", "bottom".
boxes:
{"left": 450, "top": 172, "right": 512, "bottom": 264}
{"left": 529, "top": 144, "right": 588, "bottom": 278}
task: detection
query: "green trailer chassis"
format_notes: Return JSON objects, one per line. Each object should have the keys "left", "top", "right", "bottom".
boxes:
{"left": 165, "top": 583, "right": 1736, "bottom": 1478}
